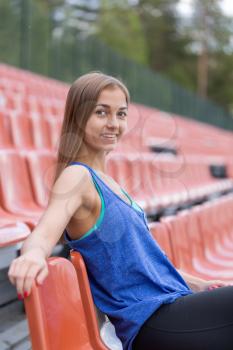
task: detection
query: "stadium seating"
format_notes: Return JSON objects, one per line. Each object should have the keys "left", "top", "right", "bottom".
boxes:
{"left": 160, "top": 197, "right": 233, "bottom": 281}
{"left": 1, "top": 63, "right": 233, "bottom": 349}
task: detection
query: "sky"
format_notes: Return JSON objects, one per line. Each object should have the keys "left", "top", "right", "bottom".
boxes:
{"left": 178, "top": 0, "right": 233, "bottom": 17}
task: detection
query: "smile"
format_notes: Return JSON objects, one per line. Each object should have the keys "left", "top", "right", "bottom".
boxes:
{"left": 101, "top": 134, "right": 117, "bottom": 141}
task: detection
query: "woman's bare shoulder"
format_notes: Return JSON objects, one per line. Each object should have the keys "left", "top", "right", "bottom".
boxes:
{"left": 51, "top": 164, "right": 91, "bottom": 204}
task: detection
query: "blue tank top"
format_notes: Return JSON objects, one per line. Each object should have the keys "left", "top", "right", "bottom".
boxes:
{"left": 64, "top": 161, "right": 193, "bottom": 350}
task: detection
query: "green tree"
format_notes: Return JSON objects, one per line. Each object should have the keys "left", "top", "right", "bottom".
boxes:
{"left": 190, "top": 0, "right": 232, "bottom": 97}
{"left": 186, "top": 0, "right": 233, "bottom": 111}
{"left": 135, "top": 0, "right": 192, "bottom": 84}
{"left": 95, "top": 0, "right": 148, "bottom": 65}
{"left": 0, "top": 0, "right": 21, "bottom": 66}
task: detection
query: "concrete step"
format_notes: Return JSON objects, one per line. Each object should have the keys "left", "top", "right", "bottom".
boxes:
{"left": 0, "top": 300, "right": 31, "bottom": 349}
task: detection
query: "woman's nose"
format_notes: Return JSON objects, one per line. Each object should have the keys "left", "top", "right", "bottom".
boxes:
{"left": 107, "top": 115, "right": 119, "bottom": 128}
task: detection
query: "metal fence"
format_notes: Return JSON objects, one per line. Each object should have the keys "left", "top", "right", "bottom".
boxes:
{"left": 1, "top": 0, "right": 232, "bottom": 131}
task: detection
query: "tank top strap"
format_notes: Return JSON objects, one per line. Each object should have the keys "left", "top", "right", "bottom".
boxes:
{"left": 69, "top": 161, "right": 95, "bottom": 173}
{"left": 68, "top": 161, "right": 112, "bottom": 203}
{"left": 68, "top": 161, "right": 144, "bottom": 216}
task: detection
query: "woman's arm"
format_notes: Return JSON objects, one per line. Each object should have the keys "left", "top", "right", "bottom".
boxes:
{"left": 178, "top": 269, "right": 230, "bottom": 292}
{"left": 8, "top": 165, "right": 90, "bottom": 297}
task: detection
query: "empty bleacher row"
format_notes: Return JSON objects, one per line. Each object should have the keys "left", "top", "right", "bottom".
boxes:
{"left": 0, "top": 63, "right": 233, "bottom": 349}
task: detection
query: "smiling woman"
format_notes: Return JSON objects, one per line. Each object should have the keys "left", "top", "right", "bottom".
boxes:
{"left": 81, "top": 87, "right": 128, "bottom": 152}
{"left": 54, "top": 71, "right": 130, "bottom": 182}
{"left": 8, "top": 71, "right": 233, "bottom": 350}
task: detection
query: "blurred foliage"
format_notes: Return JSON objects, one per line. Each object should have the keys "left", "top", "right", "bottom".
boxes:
{"left": 0, "top": 0, "right": 232, "bottom": 128}
{"left": 186, "top": 0, "right": 233, "bottom": 105}
{"left": 96, "top": 0, "right": 148, "bottom": 65}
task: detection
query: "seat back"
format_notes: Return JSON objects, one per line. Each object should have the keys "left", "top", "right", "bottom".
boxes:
{"left": 25, "top": 151, "right": 56, "bottom": 208}
{"left": 0, "top": 151, "right": 38, "bottom": 212}
{"left": 160, "top": 212, "right": 194, "bottom": 273}
{"left": 70, "top": 250, "right": 111, "bottom": 350}
{"left": 185, "top": 207, "right": 206, "bottom": 261}
{"left": 30, "top": 116, "right": 52, "bottom": 149}
{"left": 149, "top": 221, "right": 174, "bottom": 264}
{"left": 0, "top": 221, "right": 30, "bottom": 247}
{"left": 9, "top": 113, "right": 34, "bottom": 148}
{"left": 0, "top": 110, "right": 13, "bottom": 148}
{"left": 24, "top": 256, "right": 108, "bottom": 350}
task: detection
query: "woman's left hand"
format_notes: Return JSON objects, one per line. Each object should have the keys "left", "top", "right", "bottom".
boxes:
{"left": 201, "top": 279, "right": 232, "bottom": 292}
{"left": 178, "top": 269, "right": 233, "bottom": 292}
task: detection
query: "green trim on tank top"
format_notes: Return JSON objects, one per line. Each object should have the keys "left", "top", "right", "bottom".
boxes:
{"left": 78, "top": 176, "right": 105, "bottom": 241}
{"left": 78, "top": 180, "right": 143, "bottom": 241}
{"left": 120, "top": 187, "right": 143, "bottom": 212}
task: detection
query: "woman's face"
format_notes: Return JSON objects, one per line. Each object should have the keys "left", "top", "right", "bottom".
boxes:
{"left": 83, "top": 86, "right": 128, "bottom": 153}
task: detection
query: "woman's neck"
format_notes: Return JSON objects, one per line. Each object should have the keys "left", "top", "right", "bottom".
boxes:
{"left": 75, "top": 154, "right": 107, "bottom": 173}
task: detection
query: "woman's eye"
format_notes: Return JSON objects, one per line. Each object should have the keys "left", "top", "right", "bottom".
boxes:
{"left": 96, "top": 110, "right": 107, "bottom": 117}
{"left": 118, "top": 111, "right": 127, "bottom": 118}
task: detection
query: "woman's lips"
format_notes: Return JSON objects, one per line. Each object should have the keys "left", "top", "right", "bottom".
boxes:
{"left": 101, "top": 134, "right": 117, "bottom": 141}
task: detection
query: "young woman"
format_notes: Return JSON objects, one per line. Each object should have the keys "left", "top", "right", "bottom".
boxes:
{"left": 8, "top": 72, "right": 233, "bottom": 350}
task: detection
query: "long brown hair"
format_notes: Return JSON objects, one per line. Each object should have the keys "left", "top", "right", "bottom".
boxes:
{"left": 54, "top": 71, "right": 130, "bottom": 184}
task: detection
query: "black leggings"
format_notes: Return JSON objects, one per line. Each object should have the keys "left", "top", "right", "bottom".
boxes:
{"left": 132, "top": 286, "right": 233, "bottom": 350}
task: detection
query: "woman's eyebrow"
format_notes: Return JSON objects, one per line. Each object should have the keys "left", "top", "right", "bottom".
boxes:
{"left": 95, "top": 103, "right": 128, "bottom": 110}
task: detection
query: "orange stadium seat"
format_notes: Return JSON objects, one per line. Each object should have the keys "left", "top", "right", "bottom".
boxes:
{"left": 107, "top": 153, "right": 152, "bottom": 212}
{"left": 150, "top": 156, "right": 190, "bottom": 207}
{"left": 9, "top": 112, "right": 52, "bottom": 149}
{"left": 0, "top": 220, "right": 30, "bottom": 248}
{"left": 0, "top": 204, "right": 38, "bottom": 230}
{"left": 0, "top": 109, "right": 14, "bottom": 148}
{"left": 44, "top": 117, "right": 62, "bottom": 150}
{"left": 0, "top": 150, "right": 42, "bottom": 222}
{"left": 179, "top": 208, "right": 233, "bottom": 280}
{"left": 25, "top": 150, "right": 56, "bottom": 208}
{"left": 196, "top": 199, "right": 233, "bottom": 264}
{"left": 160, "top": 209, "right": 233, "bottom": 282}
{"left": 160, "top": 213, "right": 196, "bottom": 273}
{"left": 148, "top": 221, "right": 174, "bottom": 263}
{"left": 29, "top": 115, "right": 52, "bottom": 149}
{"left": 8, "top": 112, "right": 34, "bottom": 148}
{"left": 24, "top": 256, "right": 111, "bottom": 350}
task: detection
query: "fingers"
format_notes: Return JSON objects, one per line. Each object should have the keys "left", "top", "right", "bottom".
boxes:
{"left": 36, "top": 265, "right": 49, "bottom": 285}
{"left": 8, "top": 257, "right": 26, "bottom": 287}
{"left": 208, "top": 284, "right": 220, "bottom": 291}
{"left": 8, "top": 257, "right": 48, "bottom": 299}
{"left": 23, "top": 264, "right": 47, "bottom": 296}
{"left": 207, "top": 282, "right": 233, "bottom": 291}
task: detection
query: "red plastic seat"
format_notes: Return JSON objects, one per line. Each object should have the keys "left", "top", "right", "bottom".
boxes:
{"left": 160, "top": 213, "right": 196, "bottom": 273}
{"left": 25, "top": 151, "right": 56, "bottom": 208}
{"left": 30, "top": 115, "right": 52, "bottom": 149}
{"left": 9, "top": 112, "right": 34, "bottom": 148}
{"left": 0, "top": 109, "right": 14, "bottom": 148}
{"left": 8, "top": 112, "right": 52, "bottom": 149}
{"left": 0, "top": 204, "right": 38, "bottom": 230}
{"left": 148, "top": 221, "right": 174, "bottom": 264}
{"left": 147, "top": 156, "right": 189, "bottom": 209}
{"left": 183, "top": 208, "right": 233, "bottom": 280}
{"left": 131, "top": 155, "right": 160, "bottom": 213}
{"left": 0, "top": 220, "right": 30, "bottom": 247}
{"left": 25, "top": 256, "right": 109, "bottom": 350}
{"left": 44, "top": 117, "right": 62, "bottom": 150}
{"left": 196, "top": 200, "right": 233, "bottom": 266}
{"left": 107, "top": 153, "right": 151, "bottom": 212}
{"left": 161, "top": 210, "right": 233, "bottom": 281}
{"left": 0, "top": 150, "right": 42, "bottom": 221}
